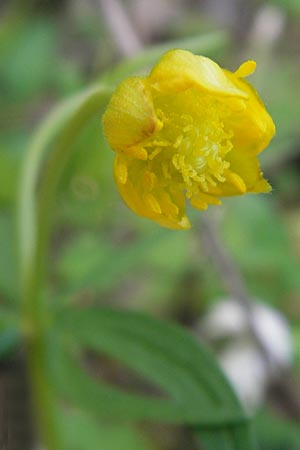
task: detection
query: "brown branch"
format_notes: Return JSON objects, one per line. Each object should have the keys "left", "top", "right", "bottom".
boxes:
{"left": 98, "top": 0, "right": 143, "bottom": 57}
{"left": 199, "top": 213, "right": 300, "bottom": 419}
{"left": 200, "top": 214, "right": 277, "bottom": 369}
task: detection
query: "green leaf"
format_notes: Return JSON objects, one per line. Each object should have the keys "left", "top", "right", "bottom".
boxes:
{"left": 18, "top": 83, "right": 113, "bottom": 287}
{"left": 0, "top": 329, "right": 20, "bottom": 359}
{"left": 222, "top": 196, "right": 299, "bottom": 308}
{"left": 269, "top": 0, "right": 300, "bottom": 15}
{"left": 56, "top": 228, "right": 188, "bottom": 295}
{"left": 60, "top": 409, "right": 157, "bottom": 450}
{"left": 196, "top": 423, "right": 257, "bottom": 450}
{"left": 259, "top": 60, "right": 300, "bottom": 169}
{"left": 0, "top": 305, "right": 20, "bottom": 359}
{"left": 0, "top": 147, "right": 21, "bottom": 205}
{"left": 0, "top": 19, "right": 57, "bottom": 102}
{"left": 17, "top": 83, "right": 113, "bottom": 450}
{"left": 0, "top": 213, "right": 18, "bottom": 302}
{"left": 254, "top": 410, "right": 300, "bottom": 450}
{"left": 50, "top": 308, "right": 252, "bottom": 434}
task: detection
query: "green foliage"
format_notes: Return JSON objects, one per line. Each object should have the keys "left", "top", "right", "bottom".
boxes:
{"left": 0, "top": 19, "right": 57, "bottom": 102}
{"left": 0, "top": 328, "right": 20, "bottom": 359}
{"left": 260, "top": 59, "right": 300, "bottom": 169}
{"left": 0, "top": 17, "right": 83, "bottom": 105}
{"left": 223, "top": 196, "right": 299, "bottom": 309}
{"left": 61, "top": 410, "right": 157, "bottom": 450}
{"left": 56, "top": 228, "right": 190, "bottom": 303}
{"left": 0, "top": 4, "right": 299, "bottom": 450}
{"left": 196, "top": 424, "right": 257, "bottom": 450}
{"left": 0, "top": 306, "right": 20, "bottom": 359}
{"left": 0, "top": 148, "right": 21, "bottom": 204}
{"left": 269, "top": 0, "right": 300, "bottom": 14}
{"left": 254, "top": 411, "right": 300, "bottom": 450}
{"left": 0, "top": 213, "right": 18, "bottom": 302}
{"left": 50, "top": 307, "right": 254, "bottom": 449}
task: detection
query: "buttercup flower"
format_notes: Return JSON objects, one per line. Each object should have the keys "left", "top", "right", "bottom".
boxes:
{"left": 103, "top": 50, "right": 275, "bottom": 229}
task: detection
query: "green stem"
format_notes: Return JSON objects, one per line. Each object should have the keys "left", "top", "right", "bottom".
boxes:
{"left": 18, "top": 84, "right": 113, "bottom": 449}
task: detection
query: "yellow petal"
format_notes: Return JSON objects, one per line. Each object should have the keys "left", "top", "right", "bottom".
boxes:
{"left": 224, "top": 72, "right": 276, "bottom": 155}
{"left": 102, "top": 77, "right": 160, "bottom": 156}
{"left": 114, "top": 155, "right": 190, "bottom": 230}
{"left": 234, "top": 60, "right": 256, "bottom": 78}
{"left": 190, "top": 192, "right": 221, "bottom": 210}
{"left": 103, "top": 50, "right": 275, "bottom": 229}
{"left": 149, "top": 49, "right": 248, "bottom": 98}
{"left": 114, "top": 158, "right": 128, "bottom": 184}
{"left": 144, "top": 192, "right": 162, "bottom": 214}
{"left": 222, "top": 148, "right": 271, "bottom": 195}
{"left": 250, "top": 177, "right": 272, "bottom": 194}
{"left": 226, "top": 171, "right": 247, "bottom": 193}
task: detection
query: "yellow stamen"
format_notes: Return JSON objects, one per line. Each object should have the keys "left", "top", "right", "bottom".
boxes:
{"left": 115, "top": 161, "right": 128, "bottom": 184}
{"left": 144, "top": 193, "right": 162, "bottom": 214}
{"left": 227, "top": 171, "right": 247, "bottom": 193}
{"left": 126, "top": 146, "right": 148, "bottom": 160}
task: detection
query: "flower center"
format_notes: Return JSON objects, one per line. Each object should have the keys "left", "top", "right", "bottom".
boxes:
{"left": 144, "top": 89, "right": 233, "bottom": 195}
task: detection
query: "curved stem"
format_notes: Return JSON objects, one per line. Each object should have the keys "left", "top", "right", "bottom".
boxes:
{"left": 18, "top": 84, "right": 113, "bottom": 449}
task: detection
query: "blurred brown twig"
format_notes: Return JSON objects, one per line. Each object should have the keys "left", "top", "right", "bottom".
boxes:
{"left": 200, "top": 212, "right": 300, "bottom": 420}
{"left": 98, "top": 0, "right": 143, "bottom": 57}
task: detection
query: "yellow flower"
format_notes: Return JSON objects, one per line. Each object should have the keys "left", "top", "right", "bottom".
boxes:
{"left": 102, "top": 50, "right": 275, "bottom": 229}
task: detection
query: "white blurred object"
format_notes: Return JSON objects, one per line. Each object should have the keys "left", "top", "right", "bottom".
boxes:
{"left": 99, "top": 0, "right": 143, "bottom": 56}
{"left": 249, "top": 4, "right": 286, "bottom": 47}
{"left": 201, "top": 0, "right": 240, "bottom": 28}
{"left": 219, "top": 342, "right": 267, "bottom": 410}
{"left": 130, "top": 0, "right": 183, "bottom": 40}
{"left": 201, "top": 298, "right": 293, "bottom": 369}
{"left": 199, "top": 298, "right": 293, "bottom": 409}
{"left": 201, "top": 298, "right": 250, "bottom": 338}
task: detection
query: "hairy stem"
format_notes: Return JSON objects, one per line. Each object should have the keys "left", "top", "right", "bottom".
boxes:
{"left": 18, "top": 84, "right": 112, "bottom": 449}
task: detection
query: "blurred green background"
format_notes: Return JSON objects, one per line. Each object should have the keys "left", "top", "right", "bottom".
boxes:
{"left": 0, "top": 0, "right": 299, "bottom": 449}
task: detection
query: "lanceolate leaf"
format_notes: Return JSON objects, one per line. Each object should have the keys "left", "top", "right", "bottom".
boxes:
{"left": 60, "top": 409, "right": 156, "bottom": 450}
{"left": 49, "top": 307, "right": 255, "bottom": 449}
{"left": 195, "top": 423, "right": 257, "bottom": 450}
